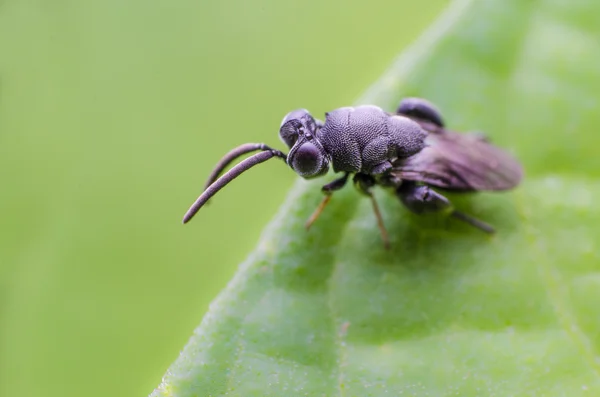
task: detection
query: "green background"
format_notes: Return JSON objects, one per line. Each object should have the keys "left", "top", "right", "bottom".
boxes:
{"left": 0, "top": 1, "right": 446, "bottom": 396}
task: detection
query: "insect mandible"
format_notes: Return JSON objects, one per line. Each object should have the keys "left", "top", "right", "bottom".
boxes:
{"left": 182, "top": 97, "right": 523, "bottom": 248}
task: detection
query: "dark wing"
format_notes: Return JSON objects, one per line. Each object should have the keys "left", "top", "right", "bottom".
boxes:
{"left": 392, "top": 123, "right": 523, "bottom": 192}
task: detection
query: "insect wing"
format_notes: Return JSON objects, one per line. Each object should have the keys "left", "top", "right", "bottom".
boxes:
{"left": 393, "top": 128, "right": 523, "bottom": 191}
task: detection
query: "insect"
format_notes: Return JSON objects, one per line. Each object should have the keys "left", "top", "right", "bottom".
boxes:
{"left": 182, "top": 97, "right": 522, "bottom": 248}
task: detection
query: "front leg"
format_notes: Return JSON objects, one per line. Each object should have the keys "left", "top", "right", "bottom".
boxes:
{"left": 397, "top": 182, "right": 495, "bottom": 233}
{"left": 305, "top": 173, "right": 349, "bottom": 230}
{"left": 322, "top": 172, "right": 350, "bottom": 194}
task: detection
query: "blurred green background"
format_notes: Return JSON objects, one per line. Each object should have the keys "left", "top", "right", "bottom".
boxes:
{"left": 0, "top": 1, "right": 446, "bottom": 396}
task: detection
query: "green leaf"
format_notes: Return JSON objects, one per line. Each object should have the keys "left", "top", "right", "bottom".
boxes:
{"left": 151, "top": 0, "right": 600, "bottom": 395}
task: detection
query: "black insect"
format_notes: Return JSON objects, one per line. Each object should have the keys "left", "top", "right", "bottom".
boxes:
{"left": 182, "top": 98, "right": 522, "bottom": 248}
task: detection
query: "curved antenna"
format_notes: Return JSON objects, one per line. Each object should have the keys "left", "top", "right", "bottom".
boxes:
{"left": 182, "top": 149, "right": 287, "bottom": 224}
{"left": 203, "top": 143, "right": 280, "bottom": 190}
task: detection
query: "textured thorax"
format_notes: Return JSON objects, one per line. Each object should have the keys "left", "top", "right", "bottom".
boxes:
{"left": 318, "top": 105, "right": 427, "bottom": 173}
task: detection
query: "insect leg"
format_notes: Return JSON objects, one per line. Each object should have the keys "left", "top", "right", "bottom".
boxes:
{"left": 353, "top": 174, "right": 390, "bottom": 249}
{"left": 397, "top": 182, "right": 495, "bottom": 234}
{"left": 450, "top": 211, "right": 495, "bottom": 234}
{"left": 370, "top": 161, "right": 393, "bottom": 175}
{"left": 305, "top": 173, "right": 349, "bottom": 230}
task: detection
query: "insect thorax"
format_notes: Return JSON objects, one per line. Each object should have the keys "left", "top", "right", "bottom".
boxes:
{"left": 318, "top": 105, "right": 426, "bottom": 174}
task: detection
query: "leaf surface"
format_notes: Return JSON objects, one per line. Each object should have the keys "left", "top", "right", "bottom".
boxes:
{"left": 152, "top": 0, "right": 600, "bottom": 395}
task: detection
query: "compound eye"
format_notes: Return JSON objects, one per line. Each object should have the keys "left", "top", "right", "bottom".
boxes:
{"left": 292, "top": 142, "right": 322, "bottom": 177}
{"left": 279, "top": 121, "right": 299, "bottom": 148}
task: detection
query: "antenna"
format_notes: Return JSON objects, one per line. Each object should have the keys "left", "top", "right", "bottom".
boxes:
{"left": 183, "top": 147, "right": 286, "bottom": 223}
